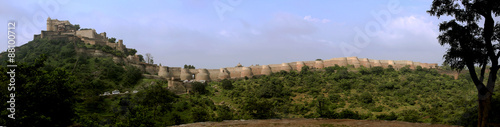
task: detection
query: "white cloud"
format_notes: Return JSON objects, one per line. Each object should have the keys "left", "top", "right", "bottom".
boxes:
{"left": 250, "top": 29, "right": 261, "bottom": 35}
{"left": 375, "top": 16, "right": 440, "bottom": 48}
{"left": 303, "top": 15, "right": 331, "bottom": 23}
{"left": 219, "top": 30, "right": 229, "bottom": 36}
{"left": 354, "top": 15, "right": 446, "bottom": 63}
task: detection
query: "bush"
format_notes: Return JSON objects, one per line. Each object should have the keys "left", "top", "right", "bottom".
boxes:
{"left": 325, "top": 66, "right": 336, "bottom": 74}
{"left": 191, "top": 82, "right": 208, "bottom": 95}
{"left": 359, "top": 92, "right": 373, "bottom": 104}
{"left": 378, "top": 82, "right": 395, "bottom": 91}
{"left": 220, "top": 79, "right": 234, "bottom": 90}
{"left": 191, "top": 107, "right": 209, "bottom": 122}
{"left": 399, "top": 65, "right": 412, "bottom": 73}
{"left": 399, "top": 109, "right": 420, "bottom": 122}
{"left": 300, "top": 65, "right": 310, "bottom": 74}
{"left": 371, "top": 66, "right": 384, "bottom": 75}
{"left": 338, "top": 109, "right": 365, "bottom": 119}
{"left": 386, "top": 65, "right": 395, "bottom": 72}
{"left": 371, "top": 106, "right": 384, "bottom": 112}
{"left": 241, "top": 98, "right": 276, "bottom": 119}
{"left": 215, "top": 105, "right": 233, "bottom": 121}
{"left": 328, "top": 94, "right": 341, "bottom": 103}
{"left": 256, "top": 82, "right": 286, "bottom": 98}
{"left": 338, "top": 79, "right": 352, "bottom": 90}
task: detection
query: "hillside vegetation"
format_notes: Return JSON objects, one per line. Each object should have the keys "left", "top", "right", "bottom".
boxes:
{"left": 0, "top": 39, "right": 499, "bottom": 127}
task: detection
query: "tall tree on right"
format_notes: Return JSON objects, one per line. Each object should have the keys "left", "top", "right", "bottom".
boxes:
{"left": 428, "top": 0, "right": 499, "bottom": 126}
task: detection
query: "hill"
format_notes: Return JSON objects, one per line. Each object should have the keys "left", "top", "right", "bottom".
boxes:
{"left": 0, "top": 28, "right": 498, "bottom": 127}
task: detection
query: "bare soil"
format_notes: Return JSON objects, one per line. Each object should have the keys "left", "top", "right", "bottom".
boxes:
{"left": 173, "top": 118, "right": 460, "bottom": 127}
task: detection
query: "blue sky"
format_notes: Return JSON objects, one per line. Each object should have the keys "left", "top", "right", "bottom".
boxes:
{"left": 1, "top": 0, "right": 457, "bottom": 69}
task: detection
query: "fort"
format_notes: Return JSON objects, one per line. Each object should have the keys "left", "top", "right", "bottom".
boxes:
{"left": 158, "top": 57, "right": 438, "bottom": 82}
{"left": 35, "top": 18, "right": 154, "bottom": 73}
{"left": 35, "top": 17, "right": 128, "bottom": 52}
{"left": 35, "top": 18, "right": 440, "bottom": 83}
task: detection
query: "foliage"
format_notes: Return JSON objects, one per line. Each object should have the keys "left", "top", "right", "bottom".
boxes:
{"left": 376, "top": 112, "right": 398, "bottom": 120}
{"left": 0, "top": 55, "right": 76, "bottom": 126}
{"left": 191, "top": 82, "right": 208, "bottom": 95}
{"left": 184, "top": 64, "right": 196, "bottom": 69}
{"left": 127, "top": 48, "right": 137, "bottom": 56}
{"left": 428, "top": 1, "right": 500, "bottom": 126}
{"left": 74, "top": 24, "right": 80, "bottom": 30}
{"left": 220, "top": 79, "right": 234, "bottom": 90}
{"left": 108, "top": 37, "right": 116, "bottom": 43}
{"left": 137, "top": 54, "right": 145, "bottom": 62}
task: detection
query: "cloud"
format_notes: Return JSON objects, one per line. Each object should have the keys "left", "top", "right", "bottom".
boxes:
{"left": 375, "top": 16, "right": 440, "bottom": 48}
{"left": 303, "top": 15, "right": 331, "bottom": 23}
{"left": 250, "top": 29, "right": 261, "bottom": 35}
{"left": 219, "top": 30, "right": 229, "bottom": 36}
{"left": 354, "top": 15, "right": 445, "bottom": 63}
{"left": 264, "top": 13, "right": 317, "bottom": 37}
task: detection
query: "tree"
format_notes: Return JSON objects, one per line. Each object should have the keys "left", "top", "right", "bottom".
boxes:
{"left": 74, "top": 24, "right": 80, "bottom": 30}
{"left": 137, "top": 54, "right": 145, "bottom": 62}
{"left": 0, "top": 55, "right": 76, "bottom": 126}
{"left": 428, "top": 1, "right": 499, "bottom": 126}
{"left": 191, "top": 82, "right": 207, "bottom": 95}
{"left": 300, "top": 65, "right": 310, "bottom": 74}
{"left": 141, "top": 84, "right": 178, "bottom": 121}
{"left": 108, "top": 37, "right": 117, "bottom": 43}
{"left": 440, "top": 61, "right": 452, "bottom": 71}
{"left": 127, "top": 48, "right": 137, "bottom": 56}
{"left": 145, "top": 53, "right": 153, "bottom": 64}
{"left": 220, "top": 79, "right": 234, "bottom": 90}
{"left": 184, "top": 64, "right": 196, "bottom": 69}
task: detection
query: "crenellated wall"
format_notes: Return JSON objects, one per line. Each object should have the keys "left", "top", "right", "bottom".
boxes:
{"left": 157, "top": 56, "right": 438, "bottom": 81}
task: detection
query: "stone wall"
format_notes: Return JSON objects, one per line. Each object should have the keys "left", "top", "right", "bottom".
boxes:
{"left": 157, "top": 56, "right": 438, "bottom": 81}
{"left": 76, "top": 29, "right": 96, "bottom": 39}
{"left": 46, "top": 17, "right": 75, "bottom": 32}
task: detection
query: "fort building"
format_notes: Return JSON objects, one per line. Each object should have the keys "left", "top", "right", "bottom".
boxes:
{"left": 35, "top": 17, "right": 128, "bottom": 52}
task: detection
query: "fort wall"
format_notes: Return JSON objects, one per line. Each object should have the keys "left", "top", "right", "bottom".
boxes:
{"left": 157, "top": 56, "right": 438, "bottom": 81}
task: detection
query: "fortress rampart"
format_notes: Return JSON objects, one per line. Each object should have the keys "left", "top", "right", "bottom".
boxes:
{"left": 157, "top": 57, "right": 438, "bottom": 81}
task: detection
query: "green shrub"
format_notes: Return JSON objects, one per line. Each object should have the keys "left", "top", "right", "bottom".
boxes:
{"left": 191, "top": 82, "right": 208, "bottom": 95}
{"left": 371, "top": 106, "right": 384, "bottom": 112}
{"left": 359, "top": 92, "right": 373, "bottom": 104}
{"left": 376, "top": 112, "right": 397, "bottom": 120}
{"left": 220, "top": 79, "right": 234, "bottom": 90}
{"left": 191, "top": 106, "right": 209, "bottom": 122}
{"left": 371, "top": 66, "right": 384, "bottom": 75}
{"left": 338, "top": 109, "right": 366, "bottom": 119}
{"left": 398, "top": 109, "right": 420, "bottom": 122}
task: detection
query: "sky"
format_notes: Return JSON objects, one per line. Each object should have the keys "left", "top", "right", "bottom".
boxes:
{"left": 0, "top": 0, "right": 465, "bottom": 69}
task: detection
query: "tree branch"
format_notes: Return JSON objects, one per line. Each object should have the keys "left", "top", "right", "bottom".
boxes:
{"left": 466, "top": 61, "right": 487, "bottom": 91}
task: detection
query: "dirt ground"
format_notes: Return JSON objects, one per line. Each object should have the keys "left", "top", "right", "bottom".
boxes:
{"left": 172, "top": 118, "right": 461, "bottom": 127}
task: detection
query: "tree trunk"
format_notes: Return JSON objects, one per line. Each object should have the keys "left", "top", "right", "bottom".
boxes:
{"left": 478, "top": 94, "right": 492, "bottom": 127}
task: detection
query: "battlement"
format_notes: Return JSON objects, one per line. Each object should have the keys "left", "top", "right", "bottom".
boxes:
{"left": 157, "top": 57, "right": 438, "bottom": 81}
